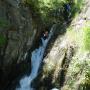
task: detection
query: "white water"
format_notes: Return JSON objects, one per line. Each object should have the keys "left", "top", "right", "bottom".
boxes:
{"left": 16, "top": 25, "right": 55, "bottom": 90}
{"left": 51, "top": 88, "right": 59, "bottom": 90}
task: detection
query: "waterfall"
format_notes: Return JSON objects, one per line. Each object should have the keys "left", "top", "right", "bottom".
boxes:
{"left": 51, "top": 88, "right": 59, "bottom": 90}
{"left": 16, "top": 25, "right": 56, "bottom": 90}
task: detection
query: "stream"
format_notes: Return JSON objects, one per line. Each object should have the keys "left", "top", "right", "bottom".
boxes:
{"left": 16, "top": 25, "right": 55, "bottom": 90}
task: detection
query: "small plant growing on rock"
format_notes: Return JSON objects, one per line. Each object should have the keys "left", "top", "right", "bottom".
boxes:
{"left": 0, "top": 34, "right": 6, "bottom": 46}
{"left": 0, "top": 18, "right": 9, "bottom": 28}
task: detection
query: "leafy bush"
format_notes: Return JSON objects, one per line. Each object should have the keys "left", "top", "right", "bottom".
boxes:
{"left": 63, "top": 55, "right": 90, "bottom": 90}
{"left": 23, "top": 0, "right": 84, "bottom": 25}
{"left": 69, "top": 0, "right": 84, "bottom": 17}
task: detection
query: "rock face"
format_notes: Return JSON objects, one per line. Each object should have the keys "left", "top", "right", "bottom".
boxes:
{"left": 0, "top": 0, "right": 43, "bottom": 89}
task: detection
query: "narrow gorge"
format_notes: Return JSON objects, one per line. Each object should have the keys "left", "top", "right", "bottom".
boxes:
{"left": 0, "top": 0, "right": 90, "bottom": 90}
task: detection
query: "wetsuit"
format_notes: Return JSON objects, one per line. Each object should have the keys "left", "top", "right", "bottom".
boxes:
{"left": 63, "top": 3, "right": 71, "bottom": 21}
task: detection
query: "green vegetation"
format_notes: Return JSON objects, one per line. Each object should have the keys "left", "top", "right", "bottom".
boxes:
{"left": 0, "top": 34, "right": 6, "bottom": 46}
{"left": 62, "top": 55, "right": 90, "bottom": 90}
{"left": 0, "top": 18, "right": 9, "bottom": 28}
{"left": 23, "top": 0, "right": 84, "bottom": 25}
{"left": 62, "top": 24, "right": 90, "bottom": 90}
{"left": 70, "top": 0, "right": 84, "bottom": 17}
{"left": 83, "top": 23, "right": 90, "bottom": 51}
{"left": 62, "top": 17, "right": 90, "bottom": 90}
{"left": 0, "top": 18, "right": 8, "bottom": 46}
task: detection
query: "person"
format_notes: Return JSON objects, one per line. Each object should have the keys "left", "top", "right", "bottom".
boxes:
{"left": 39, "top": 30, "right": 49, "bottom": 46}
{"left": 66, "top": 3, "right": 71, "bottom": 12}
{"left": 63, "top": 2, "right": 71, "bottom": 21}
{"left": 42, "top": 30, "right": 49, "bottom": 40}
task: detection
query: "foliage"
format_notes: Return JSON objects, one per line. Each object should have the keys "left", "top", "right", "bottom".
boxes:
{"left": 23, "top": 0, "right": 63, "bottom": 24}
{"left": 0, "top": 18, "right": 9, "bottom": 28}
{"left": 70, "top": 0, "right": 84, "bottom": 17}
{"left": 62, "top": 54, "right": 90, "bottom": 90}
{"left": 0, "top": 34, "right": 6, "bottom": 46}
{"left": 23, "top": 0, "right": 84, "bottom": 25}
{"left": 84, "top": 60, "right": 90, "bottom": 85}
{"left": 61, "top": 14, "right": 90, "bottom": 90}
{"left": 82, "top": 23, "right": 90, "bottom": 51}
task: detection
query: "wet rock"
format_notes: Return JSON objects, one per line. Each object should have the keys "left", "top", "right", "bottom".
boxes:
{"left": 0, "top": 0, "right": 43, "bottom": 89}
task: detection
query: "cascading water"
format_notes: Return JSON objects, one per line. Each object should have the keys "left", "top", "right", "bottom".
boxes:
{"left": 16, "top": 25, "right": 55, "bottom": 90}
{"left": 51, "top": 88, "right": 59, "bottom": 90}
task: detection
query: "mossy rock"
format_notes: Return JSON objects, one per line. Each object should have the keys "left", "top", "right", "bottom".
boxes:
{"left": 83, "top": 26, "right": 90, "bottom": 51}
{"left": 0, "top": 18, "right": 9, "bottom": 28}
{"left": 0, "top": 34, "right": 7, "bottom": 46}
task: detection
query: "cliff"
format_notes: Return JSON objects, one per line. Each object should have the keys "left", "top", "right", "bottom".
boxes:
{"left": 0, "top": 0, "right": 43, "bottom": 89}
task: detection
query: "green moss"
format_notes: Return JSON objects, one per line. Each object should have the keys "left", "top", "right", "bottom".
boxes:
{"left": 0, "top": 18, "right": 9, "bottom": 28}
{"left": 83, "top": 26, "right": 90, "bottom": 51}
{"left": 0, "top": 34, "right": 6, "bottom": 46}
{"left": 43, "top": 61, "right": 55, "bottom": 76}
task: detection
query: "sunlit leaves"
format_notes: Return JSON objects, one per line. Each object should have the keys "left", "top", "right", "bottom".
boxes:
{"left": 83, "top": 26, "right": 90, "bottom": 51}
